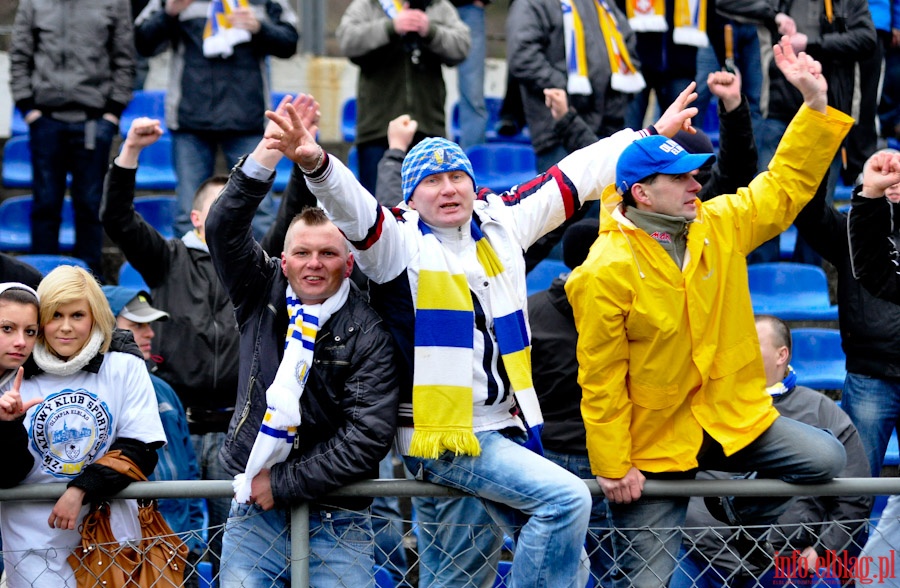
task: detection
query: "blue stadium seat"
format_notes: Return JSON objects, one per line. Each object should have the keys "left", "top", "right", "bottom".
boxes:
{"left": 197, "top": 561, "right": 213, "bottom": 588}
{"left": 790, "top": 328, "right": 846, "bottom": 390}
{"left": 465, "top": 143, "right": 537, "bottom": 194}
{"left": 885, "top": 431, "right": 900, "bottom": 467}
{"left": 11, "top": 107, "right": 28, "bottom": 136}
{"left": 134, "top": 195, "right": 178, "bottom": 240}
{"left": 346, "top": 146, "right": 359, "bottom": 179}
{"left": 373, "top": 565, "right": 396, "bottom": 588}
{"left": 135, "top": 135, "right": 178, "bottom": 191}
{"left": 526, "top": 258, "right": 569, "bottom": 296}
{"left": 2, "top": 136, "right": 33, "bottom": 189}
{"left": 342, "top": 98, "right": 356, "bottom": 143}
{"left": 452, "top": 98, "right": 532, "bottom": 145}
{"left": 492, "top": 560, "right": 513, "bottom": 588}
{"left": 16, "top": 254, "right": 89, "bottom": 276}
{"left": 0, "top": 195, "right": 75, "bottom": 252}
{"left": 118, "top": 261, "right": 150, "bottom": 290}
{"left": 779, "top": 225, "right": 797, "bottom": 260}
{"left": 748, "top": 262, "right": 838, "bottom": 320}
{"left": 272, "top": 157, "right": 295, "bottom": 193}
{"left": 119, "top": 90, "right": 167, "bottom": 137}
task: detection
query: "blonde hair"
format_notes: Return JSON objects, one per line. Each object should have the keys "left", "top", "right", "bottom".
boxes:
{"left": 37, "top": 266, "right": 114, "bottom": 354}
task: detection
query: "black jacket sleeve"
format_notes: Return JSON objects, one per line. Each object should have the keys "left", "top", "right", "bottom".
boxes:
{"left": 0, "top": 419, "right": 34, "bottom": 488}
{"left": 698, "top": 96, "right": 758, "bottom": 201}
{"left": 554, "top": 109, "right": 600, "bottom": 155}
{"left": 68, "top": 437, "right": 161, "bottom": 501}
{"left": 793, "top": 171, "right": 845, "bottom": 265}
{"left": 847, "top": 192, "right": 900, "bottom": 304}
{"left": 375, "top": 148, "right": 406, "bottom": 208}
{"left": 206, "top": 165, "right": 278, "bottom": 326}
{"left": 259, "top": 163, "right": 317, "bottom": 257}
{"left": 100, "top": 163, "right": 175, "bottom": 288}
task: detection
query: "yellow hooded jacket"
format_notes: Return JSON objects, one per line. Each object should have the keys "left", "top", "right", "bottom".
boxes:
{"left": 566, "top": 105, "right": 854, "bottom": 478}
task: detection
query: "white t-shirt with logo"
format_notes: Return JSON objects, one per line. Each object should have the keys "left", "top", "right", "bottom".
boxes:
{"left": 0, "top": 351, "right": 166, "bottom": 588}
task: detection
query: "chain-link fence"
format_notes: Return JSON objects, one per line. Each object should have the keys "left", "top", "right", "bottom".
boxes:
{"left": 0, "top": 477, "right": 899, "bottom": 587}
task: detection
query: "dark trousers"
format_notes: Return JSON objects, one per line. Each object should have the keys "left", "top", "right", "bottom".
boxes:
{"left": 29, "top": 116, "right": 116, "bottom": 277}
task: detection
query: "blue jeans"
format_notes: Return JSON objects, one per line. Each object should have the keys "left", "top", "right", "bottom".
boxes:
{"left": 842, "top": 372, "right": 900, "bottom": 478}
{"left": 357, "top": 139, "right": 389, "bottom": 196}
{"left": 691, "top": 23, "right": 763, "bottom": 135}
{"left": 455, "top": 4, "right": 487, "bottom": 150}
{"left": 171, "top": 130, "right": 276, "bottom": 238}
{"left": 372, "top": 451, "right": 410, "bottom": 586}
{"left": 29, "top": 116, "right": 116, "bottom": 276}
{"left": 668, "top": 547, "right": 778, "bottom": 588}
{"left": 411, "top": 494, "right": 502, "bottom": 587}
{"left": 610, "top": 416, "right": 846, "bottom": 588}
{"left": 403, "top": 429, "right": 592, "bottom": 587}
{"left": 220, "top": 501, "right": 375, "bottom": 587}
{"left": 544, "top": 450, "right": 617, "bottom": 588}
{"left": 192, "top": 432, "right": 232, "bottom": 577}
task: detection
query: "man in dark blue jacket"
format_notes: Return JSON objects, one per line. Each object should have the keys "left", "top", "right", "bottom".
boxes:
{"left": 134, "top": 0, "right": 299, "bottom": 236}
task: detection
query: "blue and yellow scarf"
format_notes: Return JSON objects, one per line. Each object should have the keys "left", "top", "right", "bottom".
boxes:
{"left": 409, "top": 218, "right": 543, "bottom": 459}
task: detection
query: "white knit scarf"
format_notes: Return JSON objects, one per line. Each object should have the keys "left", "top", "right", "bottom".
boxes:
{"left": 32, "top": 330, "right": 104, "bottom": 377}
{"left": 233, "top": 279, "right": 351, "bottom": 503}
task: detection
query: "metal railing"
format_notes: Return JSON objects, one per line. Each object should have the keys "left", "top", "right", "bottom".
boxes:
{"left": 0, "top": 477, "right": 898, "bottom": 587}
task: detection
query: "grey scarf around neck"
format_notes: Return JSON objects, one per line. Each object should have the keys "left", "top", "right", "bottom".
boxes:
{"left": 625, "top": 205, "right": 691, "bottom": 269}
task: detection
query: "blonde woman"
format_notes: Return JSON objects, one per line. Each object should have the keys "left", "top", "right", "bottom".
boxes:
{"left": 0, "top": 266, "right": 165, "bottom": 588}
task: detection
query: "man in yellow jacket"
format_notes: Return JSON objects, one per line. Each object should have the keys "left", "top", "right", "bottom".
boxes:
{"left": 566, "top": 37, "right": 853, "bottom": 587}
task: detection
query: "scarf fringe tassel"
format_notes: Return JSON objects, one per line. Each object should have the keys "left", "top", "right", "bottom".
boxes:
{"left": 408, "top": 431, "right": 482, "bottom": 459}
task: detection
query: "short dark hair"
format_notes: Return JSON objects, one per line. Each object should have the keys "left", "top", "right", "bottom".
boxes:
{"left": 283, "top": 207, "right": 348, "bottom": 252}
{"left": 755, "top": 314, "right": 792, "bottom": 356}
{"left": 192, "top": 175, "right": 229, "bottom": 212}
{"left": 622, "top": 173, "right": 660, "bottom": 208}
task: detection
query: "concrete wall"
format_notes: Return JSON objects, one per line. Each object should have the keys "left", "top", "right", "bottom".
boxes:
{"left": 0, "top": 51, "right": 511, "bottom": 143}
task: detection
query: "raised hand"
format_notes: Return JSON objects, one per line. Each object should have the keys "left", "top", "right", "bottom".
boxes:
{"left": 0, "top": 368, "right": 42, "bottom": 421}
{"left": 387, "top": 114, "right": 419, "bottom": 152}
{"left": 543, "top": 88, "right": 570, "bottom": 121}
{"left": 773, "top": 35, "right": 827, "bottom": 113}
{"left": 252, "top": 94, "right": 321, "bottom": 169}
{"left": 265, "top": 96, "right": 324, "bottom": 171}
{"left": 707, "top": 70, "right": 742, "bottom": 113}
{"left": 118, "top": 117, "right": 164, "bottom": 168}
{"left": 860, "top": 149, "right": 900, "bottom": 198}
{"left": 653, "top": 81, "right": 700, "bottom": 138}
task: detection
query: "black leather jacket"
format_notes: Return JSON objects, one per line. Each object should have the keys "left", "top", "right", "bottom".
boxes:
{"left": 206, "top": 164, "right": 399, "bottom": 510}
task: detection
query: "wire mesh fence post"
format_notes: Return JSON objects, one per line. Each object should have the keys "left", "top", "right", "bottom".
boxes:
{"left": 291, "top": 501, "right": 310, "bottom": 588}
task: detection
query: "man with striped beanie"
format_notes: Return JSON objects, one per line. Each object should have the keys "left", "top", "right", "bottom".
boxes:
{"left": 267, "top": 81, "right": 700, "bottom": 584}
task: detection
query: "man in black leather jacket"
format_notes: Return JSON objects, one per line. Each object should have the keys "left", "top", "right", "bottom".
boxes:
{"left": 205, "top": 107, "right": 399, "bottom": 586}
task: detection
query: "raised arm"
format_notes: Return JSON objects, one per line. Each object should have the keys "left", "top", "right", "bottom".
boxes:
{"left": 848, "top": 150, "right": 900, "bottom": 303}
{"left": 100, "top": 117, "right": 174, "bottom": 287}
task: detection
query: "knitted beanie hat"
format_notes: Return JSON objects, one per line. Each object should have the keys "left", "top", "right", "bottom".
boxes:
{"left": 401, "top": 137, "right": 476, "bottom": 203}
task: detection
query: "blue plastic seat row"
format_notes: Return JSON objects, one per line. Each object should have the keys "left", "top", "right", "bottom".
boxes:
{"left": 0, "top": 194, "right": 176, "bottom": 252}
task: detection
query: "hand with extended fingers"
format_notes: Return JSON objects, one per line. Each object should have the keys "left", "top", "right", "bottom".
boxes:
{"left": 652, "top": 82, "right": 700, "bottom": 138}
{"left": 251, "top": 94, "right": 321, "bottom": 169}
{"left": 0, "top": 368, "right": 42, "bottom": 421}
{"left": 265, "top": 94, "right": 325, "bottom": 172}
{"left": 773, "top": 35, "right": 827, "bottom": 113}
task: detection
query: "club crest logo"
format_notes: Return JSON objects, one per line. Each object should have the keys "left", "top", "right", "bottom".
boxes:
{"left": 295, "top": 360, "right": 310, "bottom": 387}
{"left": 433, "top": 149, "right": 445, "bottom": 166}
{"left": 30, "top": 389, "right": 112, "bottom": 478}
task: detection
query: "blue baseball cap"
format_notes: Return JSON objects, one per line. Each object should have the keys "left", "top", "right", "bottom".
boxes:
{"left": 616, "top": 135, "right": 715, "bottom": 195}
{"left": 401, "top": 137, "right": 475, "bottom": 203}
{"left": 102, "top": 286, "right": 169, "bottom": 323}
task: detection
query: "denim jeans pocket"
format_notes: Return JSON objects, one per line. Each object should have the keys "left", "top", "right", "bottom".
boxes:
{"left": 321, "top": 513, "right": 372, "bottom": 546}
